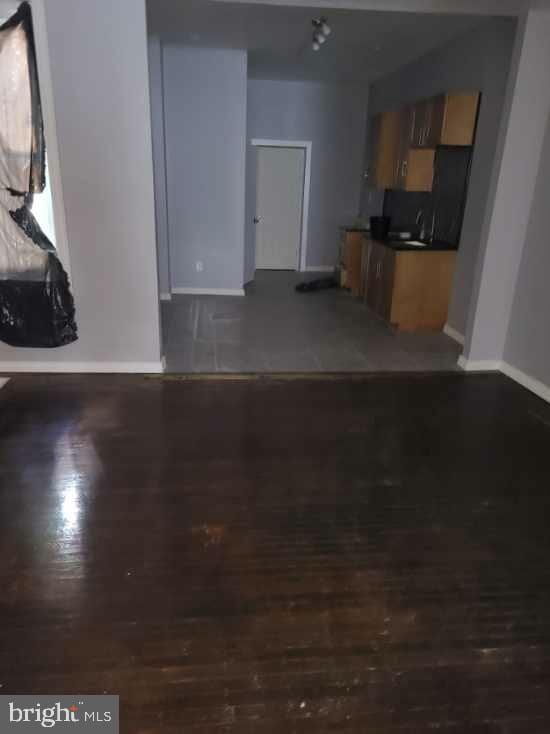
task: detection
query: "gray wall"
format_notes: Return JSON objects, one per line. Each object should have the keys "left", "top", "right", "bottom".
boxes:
{"left": 148, "top": 36, "right": 170, "bottom": 297}
{"left": 0, "top": 1, "right": 17, "bottom": 19}
{"left": 366, "top": 17, "right": 516, "bottom": 336}
{"left": 0, "top": 0, "right": 161, "bottom": 368}
{"left": 246, "top": 79, "right": 368, "bottom": 271}
{"left": 503, "top": 109, "right": 550, "bottom": 385}
{"left": 162, "top": 45, "right": 247, "bottom": 292}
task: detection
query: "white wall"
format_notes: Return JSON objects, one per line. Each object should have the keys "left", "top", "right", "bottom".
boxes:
{"left": 503, "top": 108, "right": 550, "bottom": 389}
{"left": 366, "top": 17, "right": 516, "bottom": 338}
{"left": 0, "top": 0, "right": 162, "bottom": 371}
{"left": 246, "top": 79, "right": 368, "bottom": 273}
{"left": 162, "top": 45, "right": 247, "bottom": 292}
{"left": 148, "top": 36, "right": 170, "bottom": 298}
{"left": 464, "top": 10, "right": 550, "bottom": 369}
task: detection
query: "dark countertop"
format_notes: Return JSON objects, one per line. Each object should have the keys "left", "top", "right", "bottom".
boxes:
{"left": 340, "top": 226, "right": 369, "bottom": 233}
{"left": 364, "top": 234, "right": 458, "bottom": 252}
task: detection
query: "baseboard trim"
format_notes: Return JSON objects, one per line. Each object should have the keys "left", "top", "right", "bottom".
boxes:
{"left": 304, "top": 266, "right": 335, "bottom": 273}
{"left": 457, "top": 357, "right": 550, "bottom": 404}
{"left": 171, "top": 287, "right": 245, "bottom": 296}
{"left": 0, "top": 361, "right": 165, "bottom": 374}
{"left": 160, "top": 293, "right": 172, "bottom": 301}
{"left": 443, "top": 323, "right": 465, "bottom": 346}
{"left": 457, "top": 356, "right": 501, "bottom": 372}
{"left": 500, "top": 361, "right": 550, "bottom": 404}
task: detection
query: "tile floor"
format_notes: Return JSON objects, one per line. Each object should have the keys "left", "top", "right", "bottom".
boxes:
{"left": 162, "top": 271, "right": 462, "bottom": 373}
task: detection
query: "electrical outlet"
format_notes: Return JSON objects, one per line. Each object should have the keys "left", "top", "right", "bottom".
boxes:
{"left": 196, "top": 261, "right": 204, "bottom": 272}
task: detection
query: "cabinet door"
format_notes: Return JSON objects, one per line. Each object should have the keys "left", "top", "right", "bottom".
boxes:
{"left": 346, "top": 232, "right": 363, "bottom": 296}
{"left": 411, "top": 100, "right": 428, "bottom": 147}
{"left": 422, "top": 95, "right": 446, "bottom": 147}
{"left": 393, "top": 106, "right": 414, "bottom": 189}
{"left": 365, "top": 243, "right": 395, "bottom": 320}
{"left": 365, "top": 242, "right": 381, "bottom": 313}
{"left": 373, "top": 111, "right": 401, "bottom": 189}
{"left": 441, "top": 92, "right": 480, "bottom": 146}
{"left": 404, "top": 148, "right": 435, "bottom": 192}
{"left": 378, "top": 248, "right": 396, "bottom": 321}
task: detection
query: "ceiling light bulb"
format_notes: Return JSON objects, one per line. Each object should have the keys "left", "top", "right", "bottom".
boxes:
{"left": 321, "top": 21, "right": 331, "bottom": 36}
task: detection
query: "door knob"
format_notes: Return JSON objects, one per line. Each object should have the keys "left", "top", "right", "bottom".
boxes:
{"left": 254, "top": 216, "right": 261, "bottom": 224}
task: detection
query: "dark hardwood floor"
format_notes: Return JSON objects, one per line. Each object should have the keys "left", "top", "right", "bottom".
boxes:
{"left": 1, "top": 373, "right": 550, "bottom": 733}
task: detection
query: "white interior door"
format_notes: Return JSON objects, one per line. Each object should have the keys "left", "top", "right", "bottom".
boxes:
{"left": 255, "top": 146, "right": 305, "bottom": 270}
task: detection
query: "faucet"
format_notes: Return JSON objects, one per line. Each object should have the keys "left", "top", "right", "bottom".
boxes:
{"left": 416, "top": 208, "right": 436, "bottom": 243}
{"left": 416, "top": 209, "right": 426, "bottom": 241}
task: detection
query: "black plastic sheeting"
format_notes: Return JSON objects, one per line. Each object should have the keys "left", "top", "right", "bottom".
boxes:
{"left": 0, "top": 2, "right": 77, "bottom": 348}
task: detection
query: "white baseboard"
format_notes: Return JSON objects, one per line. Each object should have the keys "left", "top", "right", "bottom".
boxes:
{"left": 500, "top": 361, "right": 550, "bottom": 404}
{"left": 160, "top": 293, "right": 172, "bottom": 301}
{"left": 443, "top": 323, "right": 465, "bottom": 346}
{"left": 0, "top": 377, "right": 9, "bottom": 389}
{"left": 457, "top": 356, "right": 501, "bottom": 372}
{"left": 0, "top": 361, "right": 165, "bottom": 374}
{"left": 171, "top": 287, "right": 245, "bottom": 296}
{"left": 304, "top": 266, "right": 334, "bottom": 273}
{"left": 458, "top": 356, "right": 550, "bottom": 404}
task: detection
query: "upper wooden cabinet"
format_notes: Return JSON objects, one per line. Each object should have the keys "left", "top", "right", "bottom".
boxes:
{"left": 372, "top": 109, "right": 401, "bottom": 189}
{"left": 439, "top": 92, "right": 480, "bottom": 146}
{"left": 373, "top": 107, "right": 434, "bottom": 192}
{"left": 410, "top": 92, "right": 479, "bottom": 148}
{"left": 402, "top": 148, "right": 436, "bottom": 191}
{"left": 411, "top": 97, "right": 446, "bottom": 148}
{"left": 370, "top": 91, "right": 480, "bottom": 191}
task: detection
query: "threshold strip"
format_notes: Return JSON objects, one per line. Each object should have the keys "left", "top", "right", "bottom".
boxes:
{"left": 145, "top": 371, "right": 457, "bottom": 383}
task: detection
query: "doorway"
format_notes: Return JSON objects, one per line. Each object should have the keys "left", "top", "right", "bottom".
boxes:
{"left": 255, "top": 146, "right": 305, "bottom": 270}
{"left": 251, "top": 139, "right": 312, "bottom": 273}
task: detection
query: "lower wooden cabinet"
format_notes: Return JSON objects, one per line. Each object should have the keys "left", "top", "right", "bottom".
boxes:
{"left": 339, "top": 229, "right": 365, "bottom": 296}
{"left": 363, "top": 238, "right": 456, "bottom": 331}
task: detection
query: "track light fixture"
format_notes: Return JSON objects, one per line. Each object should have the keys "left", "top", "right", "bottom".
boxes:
{"left": 311, "top": 17, "right": 331, "bottom": 51}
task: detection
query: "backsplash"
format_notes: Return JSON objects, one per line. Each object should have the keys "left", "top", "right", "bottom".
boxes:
{"left": 383, "top": 191, "right": 432, "bottom": 235}
{"left": 382, "top": 146, "right": 472, "bottom": 246}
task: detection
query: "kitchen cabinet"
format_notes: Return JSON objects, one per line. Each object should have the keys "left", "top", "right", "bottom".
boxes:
{"left": 410, "top": 100, "right": 428, "bottom": 147}
{"left": 339, "top": 228, "right": 365, "bottom": 297}
{"left": 397, "top": 148, "right": 435, "bottom": 192}
{"left": 410, "top": 93, "right": 479, "bottom": 148}
{"left": 411, "top": 97, "right": 445, "bottom": 148}
{"left": 370, "top": 91, "right": 480, "bottom": 191}
{"left": 394, "top": 106, "right": 413, "bottom": 189}
{"left": 364, "top": 240, "right": 395, "bottom": 320}
{"left": 362, "top": 237, "right": 456, "bottom": 331}
{"left": 418, "top": 92, "right": 480, "bottom": 147}
{"left": 440, "top": 92, "right": 480, "bottom": 146}
{"left": 373, "top": 106, "right": 435, "bottom": 193}
{"left": 372, "top": 110, "right": 401, "bottom": 190}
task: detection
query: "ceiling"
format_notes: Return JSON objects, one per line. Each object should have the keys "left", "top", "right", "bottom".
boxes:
{"left": 146, "top": 1, "right": 500, "bottom": 83}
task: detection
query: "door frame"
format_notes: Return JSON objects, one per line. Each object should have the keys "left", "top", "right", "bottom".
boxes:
{"left": 251, "top": 139, "right": 312, "bottom": 272}
{"left": 27, "top": 0, "right": 72, "bottom": 276}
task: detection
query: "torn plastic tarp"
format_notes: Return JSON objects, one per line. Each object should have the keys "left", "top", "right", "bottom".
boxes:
{"left": 0, "top": 2, "right": 76, "bottom": 347}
